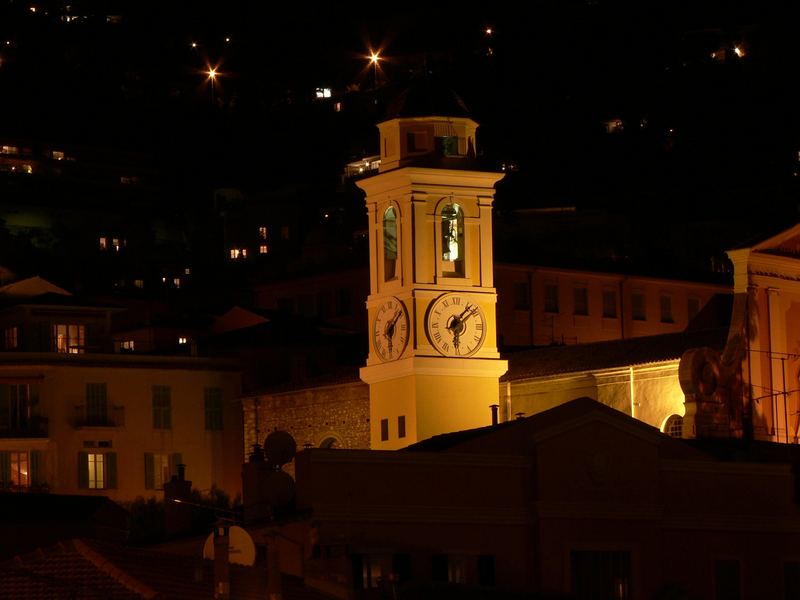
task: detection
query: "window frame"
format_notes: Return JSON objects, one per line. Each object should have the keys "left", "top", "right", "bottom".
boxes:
{"left": 53, "top": 324, "right": 86, "bottom": 354}
{"left": 573, "top": 286, "right": 589, "bottom": 316}
{"left": 204, "top": 387, "right": 224, "bottom": 431}
{"left": 152, "top": 385, "right": 172, "bottom": 430}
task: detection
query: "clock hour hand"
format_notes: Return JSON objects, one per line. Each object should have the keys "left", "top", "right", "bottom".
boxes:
{"left": 446, "top": 304, "right": 479, "bottom": 351}
{"left": 384, "top": 309, "right": 402, "bottom": 354}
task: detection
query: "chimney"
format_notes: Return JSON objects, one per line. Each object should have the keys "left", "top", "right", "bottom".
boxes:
{"left": 214, "top": 523, "right": 231, "bottom": 600}
{"left": 489, "top": 404, "right": 499, "bottom": 426}
{"left": 164, "top": 464, "right": 192, "bottom": 536}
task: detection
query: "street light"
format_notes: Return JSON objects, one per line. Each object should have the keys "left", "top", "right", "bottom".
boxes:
{"left": 206, "top": 67, "right": 217, "bottom": 105}
{"left": 368, "top": 51, "right": 380, "bottom": 90}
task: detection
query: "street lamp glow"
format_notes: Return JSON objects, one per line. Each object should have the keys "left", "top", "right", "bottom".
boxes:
{"left": 369, "top": 51, "right": 380, "bottom": 65}
{"left": 207, "top": 68, "right": 217, "bottom": 80}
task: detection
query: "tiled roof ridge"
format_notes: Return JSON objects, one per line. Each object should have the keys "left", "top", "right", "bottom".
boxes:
{"left": 72, "top": 538, "right": 159, "bottom": 599}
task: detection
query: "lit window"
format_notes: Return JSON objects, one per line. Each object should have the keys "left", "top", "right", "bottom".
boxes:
{"left": 173, "top": 278, "right": 180, "bottom": 288}
{"left": 87, "top": 453, "right": 105, "bottom": 488}
{"left": 241, "top": 248, "right": 248, "bottom": 258}
{"left": 112, "top": 238, "right": 120, "bottom": 251}
{"left": 259, "top": 226, "right": 267, "bottom": 239}
{"left": 334, "top": 102, "right": 342, "bottom": 112}
{"left": 184, "top": 267, "right": 191, "bottom": 275}
{"left": 10, "top": 451, "right": 28, "bottom": 487}
{"left": 383, "top": 206, "right": 398, "bottom": 281}
{"left": 1, "top": 145, "right": 18, "bottom": 154}
{"left": 53, "top": 324, "right": 85, "bottom": 354}
{"left": 23, "top": 165, "right": 32, "bottom": 174}
{"left": 259, "top": 245, "right": 268, "bottom": 254}
{"left": 99, "top": 237, "right": 107, "bottom": 250}
{"left": 315, "top": 87, "right": 332, "bottom": 99}
{"left": 120, "top": 340, "right": 134, "bottom": 352}
{"left": 51, "top": 150, "right": 65, "bottom": 160}
{"left": 229, "top": 248, "right": 240, "bottom": 259}
{"left": 178, "top": 336, "right": 188, "bottom": 345}
{"left": 133, "top": 279, "right": 144, "bottom": 289}
{"left": 441, "top": 203, "right": 464, "bottom": 277}
{"left": 4, "top": 326, "right": 17, "bottom": 350}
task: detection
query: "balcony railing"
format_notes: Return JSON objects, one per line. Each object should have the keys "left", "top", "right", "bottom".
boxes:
{"left": 74, "top": 405, "right": 125, "bottom": 428}
{"left": 0, "top": 416, "right": 49, "bottom": 438}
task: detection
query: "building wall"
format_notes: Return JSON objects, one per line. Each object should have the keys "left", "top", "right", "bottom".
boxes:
{"left": 506, "top": 361, "right": 685, "bottom": 433}
{"left": 291, "top": 408, "right": 800, "bottom": 599}
{"left": 495, "top": 264, "right": 729, "bottom": 347}
{"left": 242, "top": 381, "right": 370, "bottom": 461}
{"left": 0, "top": 356, "right": 242, "bottom": 502}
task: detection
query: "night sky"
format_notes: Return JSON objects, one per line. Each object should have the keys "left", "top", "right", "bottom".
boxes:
{"left": 1, "top": 1, "right": 799, "bottom": 263}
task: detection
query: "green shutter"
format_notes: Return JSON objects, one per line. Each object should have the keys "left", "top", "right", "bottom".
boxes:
{"left": 144, "top": 453, "right": 154, "bottom": 489}
{"left": 169, "top": 453, "right": 182, "bottom": 480}
{"left": 86, "top": 383, "right": 108, "bottom": 424}
{"left": 106, "top": 452, "right": 117, "bottom": 489}
{"left": 152, "top": 386, "right": 171, "bottom": 429}
{"left": 77, "top": 452, "right": 89, "bottom": 489}
{"left": 30, "top": 450, "right": 41, "bottom": 487}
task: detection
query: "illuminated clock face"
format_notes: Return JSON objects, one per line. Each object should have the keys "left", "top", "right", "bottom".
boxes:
{"left": 372, "top": 297, "right": 409, "bottom": 361}
{"left": 426, "top": 293, "right": 486, "bottom": 357}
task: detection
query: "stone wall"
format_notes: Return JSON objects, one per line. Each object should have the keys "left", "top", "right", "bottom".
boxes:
{"left": 242, "top": 380, "right": 370, "bottom": 462}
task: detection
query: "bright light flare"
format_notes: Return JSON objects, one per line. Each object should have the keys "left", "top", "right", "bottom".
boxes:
{"left": 369, "top": 51, "right": 380, "bottom": 65}
{"left": 207, "top": 68, "right": 217, "bottom": 80}
{"left": 733, "top": 46, "right": 744, "bottom": 58}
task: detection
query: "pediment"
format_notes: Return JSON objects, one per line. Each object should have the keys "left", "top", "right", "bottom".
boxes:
{"left": 751, "top": 224, "right": 800, "bottom": 258}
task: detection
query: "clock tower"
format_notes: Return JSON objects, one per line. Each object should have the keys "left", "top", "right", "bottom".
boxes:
{"left": 358, "top": 84, "right": 507, "bottom": 449}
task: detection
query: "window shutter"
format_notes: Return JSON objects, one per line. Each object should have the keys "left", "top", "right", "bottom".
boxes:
{"left": 29, "top": 384, "right": 40, "bottom": 415}
{"left": 169, "top": 453, "right": 182, "bottom": 480}
{"left": 144, "top": 453, "right": 154, "bottom": 489}
{"left": 0, "top": 385, "right": 9, "bottom": 429}
{"left": 106, "top": 452, "right": 117, "bottom": 489}
{"left": 0, "top": 451, "right": 9, "bottom": 488}
{"left": 30, "top": 450, "right": 41, "bottom": 487}
{"left": 77, "top": 452, "right": 89, "bottom": 489}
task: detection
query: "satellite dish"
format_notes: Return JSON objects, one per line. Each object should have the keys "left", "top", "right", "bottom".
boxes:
{"left": 264, "top": 430, "right": 296, "bottom": 467}
{"left": 202, "top": 525, "right": 256, "bottom": 566}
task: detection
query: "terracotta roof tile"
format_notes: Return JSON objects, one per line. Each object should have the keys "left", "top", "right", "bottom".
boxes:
{"left": 0, "top": 538, "right": 336, "bottom": 600}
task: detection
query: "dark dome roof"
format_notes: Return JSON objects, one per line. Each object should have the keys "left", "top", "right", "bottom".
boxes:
{"left": 384, "top": 78, "right": 471, "bottom": 120}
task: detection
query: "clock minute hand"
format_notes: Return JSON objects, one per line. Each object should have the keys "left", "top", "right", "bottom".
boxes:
{"left": 384, "top": 309, "right": 402, "bottom": 354}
